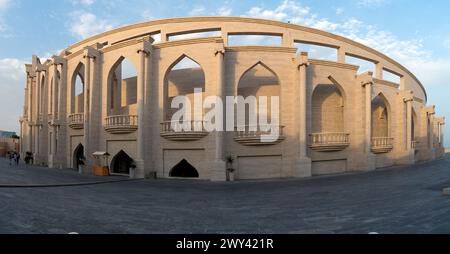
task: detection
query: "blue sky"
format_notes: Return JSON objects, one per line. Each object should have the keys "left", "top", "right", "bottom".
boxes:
{"left": 0, "top": 0, "right": 449, "bottom": 146}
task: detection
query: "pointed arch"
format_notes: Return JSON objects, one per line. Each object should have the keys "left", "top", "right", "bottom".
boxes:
{"left": 163, "top": 54, "right": 205, "bottom": 121}
{"left": 169, "top": 159, "right": 199, "bottom": 178}
{"left": 237, "top": 61, "right": 280, "bottom": 126}
{"left": 371, "top": 92, "right": 391, "bottom": 138}
{"left": 40, "top": 73, "right": 45, "bottom": 115}
{"left": 70, "top": 62, "right": 85, "bottom": 113}
{"left": 110, "top": 150, "right": 134, "bottom": 175}
{"left": 72, "top": 143, "right": 84, "bottom": 170}
{"left": 107, "top": 56, "right": 138, "bottom": 115}
{"left": 312, "top": 83, "right": 345, "bottom": 133}
{"left": 238, "top": 61, "right": 280, "bottom": 87}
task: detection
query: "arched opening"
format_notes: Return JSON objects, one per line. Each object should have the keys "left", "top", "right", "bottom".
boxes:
{"left": 49, "top": 71, "right": 61, "bottom": 115}
{"left": 371, "top": 94, "right": 390, "bottom": 138}
{"left": 107, "top": 58, "right": 138, "bottom": 116}
{"left": 73, "top": 144, "right": 84, "bottom": 171}
{"left": 237, "top": 62, "right": 280, "bottom": 127}
{"left": 312, "top": 84, "right": 344, "bottom": 133}
{"left": 169, "top": 159, "right": 199, "bottom": 178}
{"left": 164, "top": 55, "right": 205, "bottom": 121}
{"left": 71, "top": 63, "right": 85, "bottom": 113}
{"left": 110, "top": 150, "right": 134, "bottom": 175}
{"left": 39, "top": 74, "right": 45, "bottom": 115}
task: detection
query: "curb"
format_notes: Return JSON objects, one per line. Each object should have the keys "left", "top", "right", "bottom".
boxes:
{"left": 0, "top": 178, "right": 144, "bottom": 188}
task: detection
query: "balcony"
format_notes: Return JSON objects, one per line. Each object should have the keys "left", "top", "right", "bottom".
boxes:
{"left": 68, "top": 113, "right": 84, "bottom": 129}
{"left": 160, "top": 121, "right": 209, "bottom": 141}
{"left": 105, "top": 115, "right": 138, "bottom": 134}
{"left": 234, "top": 125, "right": 285, "bottom": 146}
{"left": 310, "top": 132, "right": 350, "bottom": 152}
{"left": 371, "top": 137, "right": 394, "bottom": 154}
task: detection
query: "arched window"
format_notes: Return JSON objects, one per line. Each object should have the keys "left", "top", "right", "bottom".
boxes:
{"left": 107, "top": 58, "right": 138, "bottom": 116}
{"left": 164, "top": 55, "right": 205, "bottom": 121}
{"left": 169, "top": 159, "right": 199, "bottom": 178}
{"left": 110, "top": 150, "right": 134, "bottom": 175}
{"left": 237, "top": 62, "right": 280, "bottom": 126}
{"left": 311, "top": 84, "right": 344, "bottom": 133}
{"left": 71, "top": 63, "right": 85, "bottom": 113}
{"left": 371, "top": 94, "right": 390, "bottom": 138}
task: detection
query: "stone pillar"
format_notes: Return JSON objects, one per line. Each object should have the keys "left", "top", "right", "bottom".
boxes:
{"left": 34, "top": 71, "right": 40, "bottom": 159}
{"left": 82, "top": 52, "right": 92, "bottom": 173}
{"left": 135, "top": 39, "right": 152, "bottom": 179}
{"left": 209, "top": 46, "right": 227, "bottom": 181}
{"left": 440, "top": 121, "right": 445, "bottom": 147}
{"left": 49, "top": 63, "right": 58, "bottom": 168}
{"left": 429, "top": 112, "right": 435, "bottom": 148}
{"left": 81, "top": 46, "right": 101, "bottom": 174}
{"left": 362, "top": 81, "right": 372, "bottom": 153}
{"left": 405, "top": 98, "right": 413, "bottom": 151}
{"left": 375, "top": 63, "right": 383, "bottom": 80}
{"left": 295, "top": 52, "right": 311, "bottom": 177}
{"left": 27, "top": 75, "right": 33, "bottom": 153}
{"left": 337, "top": 47, "right": 346, "bottom": 63}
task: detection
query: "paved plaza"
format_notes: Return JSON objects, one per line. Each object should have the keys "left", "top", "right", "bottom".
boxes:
{"left": 1, "top": 154, "right": 450, "bottom": 234}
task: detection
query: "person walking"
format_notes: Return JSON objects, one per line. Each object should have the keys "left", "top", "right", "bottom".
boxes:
{"left": 7, "top": 152, "right": 12, "bottom": 166}
{"left": 15, "top": 153, "right": 20, "bottom": 166}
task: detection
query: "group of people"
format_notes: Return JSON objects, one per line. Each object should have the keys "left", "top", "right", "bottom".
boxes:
{"left": 6, "top": 152, "right": 20, "bottom": 166}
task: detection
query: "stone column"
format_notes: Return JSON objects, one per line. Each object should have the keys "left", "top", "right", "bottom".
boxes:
{"left": 82, "top": 53, "right": 92, "bottom": 173}
{"left": 135, "top": 39, "right": 152, "bottom": 179}
{"left": 362, "top": 81, "right": 372, "bottom": 153}
{"left": 405, "top": 98, "right": 413, "bottom": 151}
{"left": 293, "top": 52, "right": 311, "bottom": 177}
{"left": 337, "top": 47, "right": 346, "bottom": 63}
{"left": 429, "top": 112, "right": 435, "bottom": 148}
{"left": 49, "top": 63, "right": 58, "bottom": 168}
{"left": 440, "top": 122, "right": 445, "bottom": 147}
{"left": 375, "top": 63, "right": 383, "bottom": 80}
{"left": 209, "top": 46, "right": 226, "bottom": 181}
{"left": 34, "top": 71, "right": 40, "bottom": 159}
{"left": 27, "top": 75, "right": 33, "bottom": 153}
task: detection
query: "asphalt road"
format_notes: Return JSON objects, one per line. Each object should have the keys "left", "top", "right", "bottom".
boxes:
{"left": 1, "top": 154, "right": 450, "bottom": 234}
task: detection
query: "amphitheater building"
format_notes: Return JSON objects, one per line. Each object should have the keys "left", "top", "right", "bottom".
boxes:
{"left": 19, "top": 17, "right": 445, "bottom": 180}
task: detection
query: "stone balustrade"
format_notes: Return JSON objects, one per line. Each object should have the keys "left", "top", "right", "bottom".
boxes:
{"left": 68, "top": 113, "right": 84, "bottom": 129}
{"left": 105, "top": 115, "right": 138, "bottom": 134}
{"left": 234, "top": 125, "right": 285, "bottom": 146}
{"left": 160, "top": 121, "right": 209, "bottom": 141}
{"left": 310, "top": 132, "right": 350, "bottom": 152}
{"left": 371, "top": 137, "right": 394, "bottom": 154}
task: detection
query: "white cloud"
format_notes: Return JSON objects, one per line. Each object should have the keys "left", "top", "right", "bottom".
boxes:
{"left": 246, "top": 0, "right": 450, "bottom": 90}
{"left": 69, "top": 11, "right": 114, "bottom": 39}
{"left": 189, "top": 6, "right": 206, "bottom": 16}
{"left": 336, "top": 8, "right": 344, "bottom": 15}
{"left": 216, "top": 6, "right": 232, "bottom": 16}
{"left": 71, "top": 0, "right": 95, "bottom": 6}
{"left": 0, "top": 0, "right": 11, "bottom": 10}
{"left": 444, "top": 39, "right": 450, "bottom": 48}
{"left": 0, "top": 58, "right": 27, "bottom": 132}
{"left": 357, "top": 0, "right": 386, "bottom": 7}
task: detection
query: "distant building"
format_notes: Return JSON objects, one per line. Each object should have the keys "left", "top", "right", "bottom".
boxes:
{"left": 0, "top": 130, "right": 19, "bottom": 157}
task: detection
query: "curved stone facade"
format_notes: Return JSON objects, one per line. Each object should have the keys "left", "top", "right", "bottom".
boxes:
{"left": 19, "top": 17, "right": 445, "bottom": 180}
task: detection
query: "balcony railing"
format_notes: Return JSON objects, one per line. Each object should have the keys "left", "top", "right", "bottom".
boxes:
{"left": 68, "top": 113, "right": 84, "bottom": 129}
{"left": 160, "top": 121, "right": 209, "bottom": 141}
{"left": 371, "top": 137, "right": 394, "bottom": 154}
{"left": 234, "top": 125, "right": 285, "bottom": 146}
{"left": 310, "top": 132, "right": 350, "bottom": 152}
{"left": 105, "top": 115, "right": 138, "bottom": 134}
